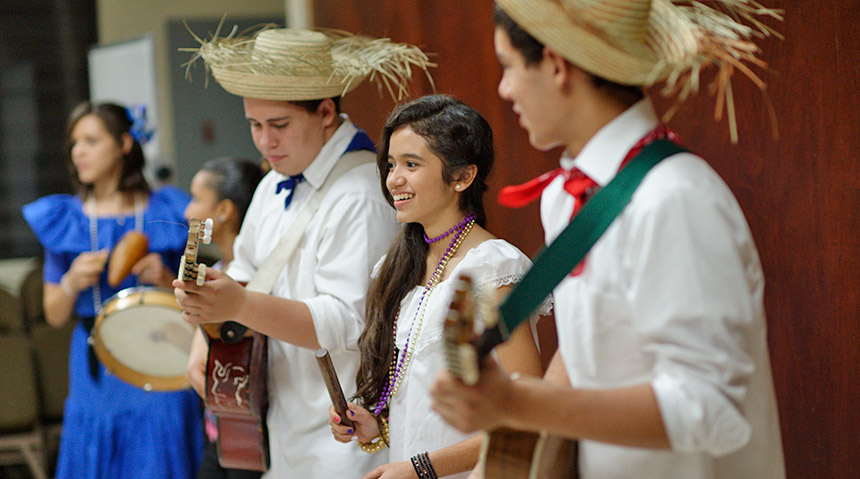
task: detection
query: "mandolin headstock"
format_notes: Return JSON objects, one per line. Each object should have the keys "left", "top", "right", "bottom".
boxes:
{"left": 444, "top": 274, "right": 481, "bottom": 386}
{"left": 178, "top": 217, "right": 213, "bottom": 286}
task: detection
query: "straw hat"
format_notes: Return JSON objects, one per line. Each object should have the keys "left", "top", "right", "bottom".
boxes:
{"left": 185, "top": 24, "right": 434, "bottom": 102}
{"left": 495, "top": 0, "right": 783, "bottom": 141}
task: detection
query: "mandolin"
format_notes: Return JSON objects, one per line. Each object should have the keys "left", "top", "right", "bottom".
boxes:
{"left": 444, "top": 274, "right": 578, "bottom": 479}
{"left": 179, "top": 217, "right": 270, "bottom": 472}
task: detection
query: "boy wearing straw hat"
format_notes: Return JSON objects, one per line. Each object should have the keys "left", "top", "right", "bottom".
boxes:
{"left": 431, "top": 1, "right": 785, "bottom": 478}
{"left": 174, "top": 27, "right": 432, "bottom": 478}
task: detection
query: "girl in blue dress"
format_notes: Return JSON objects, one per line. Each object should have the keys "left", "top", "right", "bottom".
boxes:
{"left": 22, "top": 101, "right": 203, "bottom": 479}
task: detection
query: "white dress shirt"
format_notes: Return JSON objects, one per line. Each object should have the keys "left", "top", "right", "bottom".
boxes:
{"left": 227, "top": 116, "right": 396, "bottom": 478}
{"left": 385, "top": 240, "right": 534, "bottom": 479}
{"left": 541, "top": 99, "right": 785, "bottom": 478}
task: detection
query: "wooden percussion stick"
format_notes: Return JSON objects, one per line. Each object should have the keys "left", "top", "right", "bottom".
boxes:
{"left": 315, "top": 348, "right": 355, "bottom": 429}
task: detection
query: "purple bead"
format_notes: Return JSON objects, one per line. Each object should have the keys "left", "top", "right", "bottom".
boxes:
{"left": 377, "top": 216, "right": 476, "bottom": 414}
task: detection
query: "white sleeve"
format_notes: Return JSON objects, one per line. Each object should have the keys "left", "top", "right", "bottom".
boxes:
{"left": 627, "top": 171, "right": 756, "bottom": 456}
{"left": 304, "top": 192, "right": 396, "bottom": 354}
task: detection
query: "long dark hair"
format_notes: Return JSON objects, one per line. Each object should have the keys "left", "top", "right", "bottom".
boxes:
{"left": 66, "top": 101, "right": 150, "bottom": 195}
{"left": 354, "top": 94, "right": 494, "bottom": 411}
{"left": 198, "top": 156, "right": 263, "bottom": 230}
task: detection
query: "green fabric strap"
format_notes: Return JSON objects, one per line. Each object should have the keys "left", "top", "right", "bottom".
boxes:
{"left": 496, "top": 139, "right": 687, "bottom": 337}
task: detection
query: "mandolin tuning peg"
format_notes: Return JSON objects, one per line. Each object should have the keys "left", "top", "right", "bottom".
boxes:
{"left": 202, "top": 218, "right": 214, "bottom": 244}
{"left": 196, "top": 263, "right": 207, "bottom": 286}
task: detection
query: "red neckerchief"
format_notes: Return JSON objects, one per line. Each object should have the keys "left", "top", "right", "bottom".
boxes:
{"left": 497, "top": 125, "right": 680, "bottom": 276}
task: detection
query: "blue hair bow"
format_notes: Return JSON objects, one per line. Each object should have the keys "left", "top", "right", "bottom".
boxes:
{"left": 126, "top": 104, "right": 155, "bottom": 146}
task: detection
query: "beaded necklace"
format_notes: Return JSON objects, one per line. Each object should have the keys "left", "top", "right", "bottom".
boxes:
{"left": 373, "top": 215, "right": 476, "bottom": 416}
{"left": 423, "top": 214, "right": 475, "bottom": 244}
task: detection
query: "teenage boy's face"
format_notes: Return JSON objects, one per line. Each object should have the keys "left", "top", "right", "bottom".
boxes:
{"left": 244, "top": 98, "right": 328, "bottom": 177}
{"left": 494, "top": 27, "right": 565, "bottom": 151}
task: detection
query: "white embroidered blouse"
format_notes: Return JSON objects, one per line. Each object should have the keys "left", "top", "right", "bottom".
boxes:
{"left": 385, "top": 239, "right": 539, "bottom": 479}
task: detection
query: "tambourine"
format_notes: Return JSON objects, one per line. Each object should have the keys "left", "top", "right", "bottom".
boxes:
{"left": 91, "top": 286, "right": 194, "bottom": 391}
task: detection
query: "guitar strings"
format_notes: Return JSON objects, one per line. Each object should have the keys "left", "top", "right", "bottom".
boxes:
{"left": 147, "top": 219, "right": 192, "bottom": 229}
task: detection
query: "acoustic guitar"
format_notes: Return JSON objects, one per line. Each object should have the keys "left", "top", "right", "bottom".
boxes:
{"left": 179, "top": 217, "right": 270, "bottom": 472}
{"left": 444, "top": 274, "right": 578, "bottom": 479}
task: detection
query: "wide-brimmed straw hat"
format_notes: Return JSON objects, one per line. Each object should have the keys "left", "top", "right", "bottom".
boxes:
{"left": 496, "top": 0, "right": 783, "bottom": 141}
{"left": 184, "top": 24, "right": 434, "bottom": 102}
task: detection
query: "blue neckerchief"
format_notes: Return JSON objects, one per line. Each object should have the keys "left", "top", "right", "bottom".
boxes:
{"left": 274, "top": 129, "right": 375, "bottom": 210}
{"left": 275, "top": 174, "right": 305, "bottom": 209}
{"left": 345, "top": 128, "right": 376, "bottom": 153}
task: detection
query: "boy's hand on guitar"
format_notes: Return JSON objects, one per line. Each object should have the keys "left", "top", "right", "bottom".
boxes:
{"left": 431, "top": 356, "right": 513, "bottom": 434}
{"left": 185, "top": 328, "right": 208, "bottom": 399}
{"left": 173, "top": 268, "right": 248, "bottom": 325}
{"left": 328, "top": 402, "right": 379, "bottom": 443}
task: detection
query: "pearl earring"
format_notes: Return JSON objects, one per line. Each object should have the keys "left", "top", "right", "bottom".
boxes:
{"left": 455, "top": 184, "right": 462, "bottom": 191}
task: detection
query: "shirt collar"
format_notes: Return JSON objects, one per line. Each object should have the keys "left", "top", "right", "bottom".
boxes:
{"left": 290, "top": 113, "right": 358, "bottom": 190}
{"left": 563, "top": 98, "right": 659, "bottom": 187}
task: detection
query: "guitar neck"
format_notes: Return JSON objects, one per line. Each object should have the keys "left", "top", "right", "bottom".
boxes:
{"left": 179, "top": 217, "right": 242, "bottom": 341}
{"left": 179, "top": 217, "right": 205, "bottom": 283}
{"left": 446, "top": 273, "right": 581, "bottom": 479}
{"left": 474, "top": 325, "right": 505, "bottom": 362}
{"left": 444, "top": 274, "right": 505, "bottom": 385}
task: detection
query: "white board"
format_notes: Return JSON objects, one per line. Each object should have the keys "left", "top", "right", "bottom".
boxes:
{"left": 87, "top": 34, "right": 163, "bottom": 171}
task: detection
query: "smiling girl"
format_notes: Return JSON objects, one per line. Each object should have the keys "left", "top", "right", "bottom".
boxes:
{"left": 328, "top": 94, "right": 546, "bottom": 479}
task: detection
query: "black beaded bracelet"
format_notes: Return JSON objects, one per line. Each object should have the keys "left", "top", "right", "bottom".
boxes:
{"left": 421, "top": 452, "right": 438, "bottom": 479}
{"left": 410, "top": 451, "right": 438, "bottom": 479}
{"left": 410, "top": 455, "right": 423, "bottom": 478}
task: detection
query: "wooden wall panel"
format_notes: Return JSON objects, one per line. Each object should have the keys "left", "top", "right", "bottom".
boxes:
{"left": 649, "top": 2, "right": 860, "bottom": 476}
{"left": 315, "top": 1, "right": 860, "bottom": 477}
{"left": 315, "top": 0, "right": 555, "bottom": 258}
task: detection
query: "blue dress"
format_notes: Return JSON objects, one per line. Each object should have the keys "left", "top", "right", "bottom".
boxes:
{"left": 22, "top": 186, "right": 204, "bottom": 479}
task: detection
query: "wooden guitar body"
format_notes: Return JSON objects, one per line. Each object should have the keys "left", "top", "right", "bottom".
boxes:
{"left": 206, "top": 331, "right": 270, "bottom": 471}
{"left": 179, "top": 218, "right": 270, "bottom": 472}
{"left": 480, "top": 428, "right": 578, "bottom": 479}
{"left": 445, "top": 274, "right": 579, "bottom": 479}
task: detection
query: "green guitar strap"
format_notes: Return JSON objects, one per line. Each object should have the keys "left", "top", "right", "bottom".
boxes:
{"left": 496, "top": 139, "right": 687, "bottom": 337}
